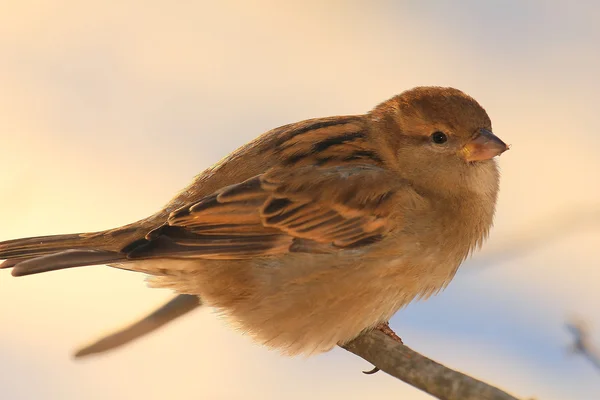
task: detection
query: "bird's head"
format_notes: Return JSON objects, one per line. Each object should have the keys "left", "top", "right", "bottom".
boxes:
{"left": 370, "top": 86, "right": 508, "bottom": 197}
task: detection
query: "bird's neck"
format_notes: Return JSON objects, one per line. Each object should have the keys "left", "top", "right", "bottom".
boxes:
{"left": 413, "top": 161, "right": 499, "bottom": 262}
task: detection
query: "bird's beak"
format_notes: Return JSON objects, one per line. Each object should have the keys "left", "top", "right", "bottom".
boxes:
{"left": 461, "top": 129, "right": 509, "bottom": 162}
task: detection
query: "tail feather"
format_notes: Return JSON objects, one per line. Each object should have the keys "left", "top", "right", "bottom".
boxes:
{"left": 0, "top": 233, "right": 90, "bottom": 260}
{"left": 0, "top": 258, "right": 31, "bottom": 269}
{"left": 0, "top": 232, "right": 127, "bottom": 276}
{"left": 10, "top": 250, "right": 125, "bottom": 277}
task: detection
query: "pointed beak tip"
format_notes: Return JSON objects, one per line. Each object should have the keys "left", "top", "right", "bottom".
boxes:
{"left": 499, "top": 143, "right": 511, "bottom": 156}
{"left": 463, "top": 129, "right": 509, "bottom": 162}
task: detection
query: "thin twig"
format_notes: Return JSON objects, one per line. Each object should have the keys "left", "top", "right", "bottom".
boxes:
{"left": 342, "top": 330, "right": 524, "bottom": 400}
{"left": 566, "top": 320, "right": 600, "bottom": 373}
{"left": 73, "top": 294, "right": 201, "bottom": 358}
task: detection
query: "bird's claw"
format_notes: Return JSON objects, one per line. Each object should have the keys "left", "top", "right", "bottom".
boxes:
{"left": 362, "top": 366, "right": 380, "bottom": 374}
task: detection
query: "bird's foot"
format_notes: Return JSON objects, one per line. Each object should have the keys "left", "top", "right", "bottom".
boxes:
{"left": 375, "top": 321, "right": 403, "bottom": 344}
{"left": 362, "top": 322, "right": 403, "bottom": 375}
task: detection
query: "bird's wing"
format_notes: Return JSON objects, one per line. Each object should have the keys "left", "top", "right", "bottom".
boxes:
{"left": 126, "top": 165, "right": 420, "bottom": 260}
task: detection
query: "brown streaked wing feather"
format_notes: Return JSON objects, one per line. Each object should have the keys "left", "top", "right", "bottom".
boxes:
{"left": 273, "top": 117, "right": 384, "bottom": 168}
{"left": 126, "top": 165, "right": 409, "bottom": 260}
{"left": 257, "top": 165, "right": 400, "bottom": 248}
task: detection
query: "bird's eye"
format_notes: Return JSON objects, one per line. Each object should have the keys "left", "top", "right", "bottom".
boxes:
{"left": 431, "top": 131, "right": 448, "bottom": 144}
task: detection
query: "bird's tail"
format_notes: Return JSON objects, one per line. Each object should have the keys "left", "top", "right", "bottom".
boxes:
{"left": 0, "top": 231, "right": 129, "bottom": 277}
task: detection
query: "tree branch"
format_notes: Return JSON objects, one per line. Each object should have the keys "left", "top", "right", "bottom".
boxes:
{"left": 342, "top": 329, "right": 524, "bottom": 400}
{"left": 73, "top": 294, "right": 201, "bottom": 358}
{"left": 471, "top": 206, "right": 600, "bottom": 270}
{"left": 566, "top": 320, "right": 600, "bottom": 373}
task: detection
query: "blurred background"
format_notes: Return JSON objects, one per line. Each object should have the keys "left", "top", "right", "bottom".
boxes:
{"left": 1, "top": 1, "right": 599, "bottom": 399}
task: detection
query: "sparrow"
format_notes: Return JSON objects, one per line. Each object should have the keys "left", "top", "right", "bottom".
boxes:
{"left": 0, "top": 86, "right": 508, "bottom": 356}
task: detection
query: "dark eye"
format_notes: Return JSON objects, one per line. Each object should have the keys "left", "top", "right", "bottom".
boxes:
{"left": 431, "top": 131, "right": 448, "bottom": 144}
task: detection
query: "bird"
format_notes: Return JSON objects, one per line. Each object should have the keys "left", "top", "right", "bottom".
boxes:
{"left": 0, "top": 86, "right": 508, "bottom": 356}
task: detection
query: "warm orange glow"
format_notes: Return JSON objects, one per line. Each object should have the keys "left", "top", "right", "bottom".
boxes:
{"left": 1, "top": 2, "right": 599, "bottom": 399}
